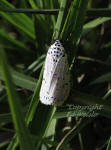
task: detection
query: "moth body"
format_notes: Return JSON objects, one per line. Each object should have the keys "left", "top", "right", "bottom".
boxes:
{"left": 40, "top": 40, "right": 70, "bottom": 106}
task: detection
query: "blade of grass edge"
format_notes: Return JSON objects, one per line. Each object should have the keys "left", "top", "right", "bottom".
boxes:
{"left": 52, "top": 0, "right": 69, "bottom": 41}
{"left": 7, "top": 66, "right": 43, "bottom": 150}
{"left": 106, "top": 137, "right": 111, "bottom": 150}
{"left": 0, "top": 47, "right": 35, "bottom": 150}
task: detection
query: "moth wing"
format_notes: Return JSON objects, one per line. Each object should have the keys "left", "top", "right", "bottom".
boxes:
{"left": 40, "top": 40, "right": 70, "bottom": 105}
{"left": 50, "top": 54, "right": 70, "bottom": 105}
{"left": 40, "top": 48, "right": 57, "bottom": 104}
{"left": 44, "top": 53, "right": 70, "bottom": 105}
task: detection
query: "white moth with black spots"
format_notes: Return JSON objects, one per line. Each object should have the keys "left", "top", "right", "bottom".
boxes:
{"left": 40, "top": 40, "right": 70, "bottom": 106}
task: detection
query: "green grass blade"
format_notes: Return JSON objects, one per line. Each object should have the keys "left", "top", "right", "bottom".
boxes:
{"left": 70, "top": 0, "right": 89, "bottom": 44}
{"left": 6, "top": 135, "right": 19, "bottom": 150}
{"left": 60, "top": 0, "right": 80, "bottom": 40}
{"left": 0, "top": 8, "right": 58, "bottom": 14}
{"left": 59, "top": 0, "right": 89, "bottom": 70}
{"left": 52, "top": 0, "right": 68, "bottom": 41}
{"left": 0, "top": 113, "right": 12, "bottom": 124}
{"left": 107, "top": 137, "right": 111, "bottom": 150}
{"left": 26, "top": 66, "right": 43, "bottom": 125}
{"left": 29, "top": 0, "right": 43, "bottom": 9}
{"left": 0, "top": 69, "right": 36, "bottom": 91}
{"left": 26, "top": 55, "right": 45, "bottom": 74}
{"left": 0, "top": 29, "right": 29, "bottom": 51}
{"left": 35, "top": 106, "right": 56, "bottom": 150}
{"left": 89, "top": 72, "right": 111, "bottom": 85}
{"left": 7, "top": 66, "right": 43, "bottom": 149}
{"left": 0, "top": 47, "right": 34, "bottom": 150}
{"left": 61, "top": 0, "right": 89, "bottom": 44}
{"left": 1, "top": 8, "right": 111, "bottom": 17}
{"left": 83, "top": 17, "right": 111, "bottom": 36}
{"left": 0, "top": 0, "right": 35, "bottom": 39}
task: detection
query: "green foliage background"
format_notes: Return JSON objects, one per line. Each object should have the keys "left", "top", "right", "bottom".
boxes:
{"left": 0, "top": 0, "right": 111, "bottom": 150}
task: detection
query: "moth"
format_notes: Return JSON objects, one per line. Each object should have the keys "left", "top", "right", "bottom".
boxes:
{"left": 40, "top": 40, "right": 70, "bottom": 106}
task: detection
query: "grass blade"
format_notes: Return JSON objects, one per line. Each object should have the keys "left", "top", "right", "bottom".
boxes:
{"left": 107, "top": 137, "right": 111, "bottom": 150}
{"left": 0, "top": 29, "right": 29, "bottom": 51}
{"left": 0, "top": 46, "right": 34, "bottom": 150}
{"left": 0, "top": 0, "right": 35, "bottom": 39}
{"left": 0, "top": 8, "right": 58, "bottom": 14}
{"left": 89, "top": 72, "right": 111, "bottom": 85}
{"left": 83, "top": 17, "right": 111, "bottom": 36}
{"left": 52, "top": 0, "right": 69, "bottom": 41}
{"left": 0, "top": 69, "right": 36, "bottom": 91}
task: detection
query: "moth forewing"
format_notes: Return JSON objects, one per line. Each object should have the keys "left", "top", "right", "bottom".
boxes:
{"left": 40, "top": 40, "right": 70, "bottom": 106}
